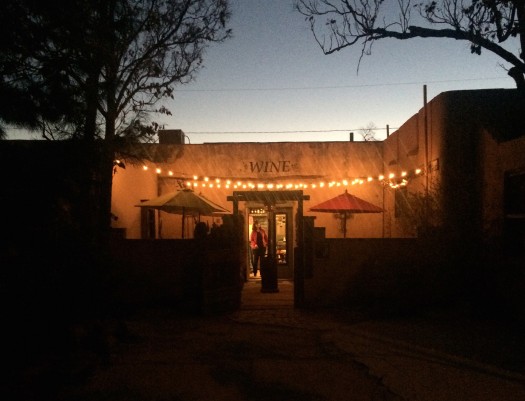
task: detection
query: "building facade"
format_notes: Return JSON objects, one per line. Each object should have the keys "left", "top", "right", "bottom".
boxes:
{"left": 1, "top": 88, "right": 523, "bottom": 311}
{"left": 112, "top": 88, "right": 525, "bottom": 245}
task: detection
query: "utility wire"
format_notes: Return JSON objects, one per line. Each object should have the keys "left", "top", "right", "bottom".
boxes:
{"left": 173, "top": 76, "right": 508, "bottom": 135}
{"left": 176, "top": 76, "right": 509, "bottom": 92}
{"left": 8, "top": 76, "right": 510, "bottom": 137}
{"left": 186, "top": 128, "right": 396, "bottom": 134}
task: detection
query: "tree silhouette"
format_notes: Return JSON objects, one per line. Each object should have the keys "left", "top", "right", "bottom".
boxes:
{"left": 359, "top": 122, "right": 378, "bottom": 141}
{"left": 295, "top": 0, "right": 525, "bottom": 90}
{"left": 1, "top": 0, "right": 231, "bottom": 247}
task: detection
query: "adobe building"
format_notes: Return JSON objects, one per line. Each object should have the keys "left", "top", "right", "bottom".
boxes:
{"left": 112, "top": 89, "right": 524, "bottom": 247}
{"left": 1, "top": 88, "right": 523, "bottom": 312}
{"left": 108, "top": 88, "right": 525, "bottom": 310}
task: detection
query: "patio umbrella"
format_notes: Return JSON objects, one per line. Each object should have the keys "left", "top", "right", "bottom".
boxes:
{"left": 309, "top": 189, "right": 383, "bottom": 238}
{"left": 136, "top": 188, "right": 230, "bottom": 238}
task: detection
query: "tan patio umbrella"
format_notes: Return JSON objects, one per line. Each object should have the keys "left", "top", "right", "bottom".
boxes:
{"left": 136, "top": 188, "right": 230, "bottom": 238}
{"left": 309, "top": 189, "right": 383, "bottom": 238}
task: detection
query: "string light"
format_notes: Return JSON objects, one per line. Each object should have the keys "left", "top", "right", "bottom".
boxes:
{"left": 140, "top": 164, "right": 425, "bottom": 190}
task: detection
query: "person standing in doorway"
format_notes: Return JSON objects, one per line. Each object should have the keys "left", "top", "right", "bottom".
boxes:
{"left": 250, "top": 220, "right": 268, "bottom": 278}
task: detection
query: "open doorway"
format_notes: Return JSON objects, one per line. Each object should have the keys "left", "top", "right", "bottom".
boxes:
{"left": 247, "top": 208, "right": 293, "bottom": 279}
{"left": 229, "top": 190, "right": 309, "bottom": 308}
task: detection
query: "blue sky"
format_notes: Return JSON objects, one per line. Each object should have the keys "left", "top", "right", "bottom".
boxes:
{"left": 8, "top": 0, "right": 517, "bottom": 142}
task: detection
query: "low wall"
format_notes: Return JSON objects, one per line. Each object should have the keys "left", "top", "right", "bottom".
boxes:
{"left": 109, "top": 236, "right": 524, "bottom": 318}
{"left": 110, "top": 239, "right": 242, "bottom": 314}
{"left": 304, "top": 238, "right": 465, "bottom": 311}
{"left": 304, "top": 235, "right": 525, "bottom": 319}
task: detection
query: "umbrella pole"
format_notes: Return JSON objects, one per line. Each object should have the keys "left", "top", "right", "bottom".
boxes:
{"left": 343, "top": 212, "right": 347, "bottom": 238}
{"left": 157, "top": 210, "right": 162, "bottom": 239}
{"left": 182, "top": 207, "right": 185, "bottom": 239}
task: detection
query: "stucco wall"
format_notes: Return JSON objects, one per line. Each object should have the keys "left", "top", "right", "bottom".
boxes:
{"left": 110, "top": 239, "right": 242, "bottom": 313}
{"left": 304, "top": 237, "right": 466, "bottom": 310}
{"left": 380, "top": 88, "right": 525, "bottom": 241}
{"left": 112, "top": 89, "right": 524, "bottom": 243}
{"left": 112, "top": 141, "right": 387, "bottom": 239}
{"left": 111, "top": 160, "right": 159, "bottom": 239}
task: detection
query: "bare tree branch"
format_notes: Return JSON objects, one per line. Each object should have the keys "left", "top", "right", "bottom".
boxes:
{"left": 295, "top": 0, "right": 525, "bottom": 89}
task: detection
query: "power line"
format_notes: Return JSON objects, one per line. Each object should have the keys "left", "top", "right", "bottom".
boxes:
{"left": 186, "top": 128, "right": 397, "bottom": 135}
{"left": 176, "top": 76, "right": 509, "bottom": 93}
{"left": 9, "top": 126, "right": 397, "bottom": 135}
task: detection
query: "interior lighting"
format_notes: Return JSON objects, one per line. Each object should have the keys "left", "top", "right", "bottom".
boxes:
{"left": 156, "top": 168, "right": 161, "bottom": 174}
{"left": 388, "top": 173, "right": 395, "bottom": 179}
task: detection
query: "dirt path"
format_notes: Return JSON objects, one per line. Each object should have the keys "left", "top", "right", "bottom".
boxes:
{"left": 55, "top": 309, "right": 402, "bottom": 401}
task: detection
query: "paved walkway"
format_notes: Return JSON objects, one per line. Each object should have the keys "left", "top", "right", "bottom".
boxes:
{"left": 11, "top": 279, "right": 525, "bottom": 401}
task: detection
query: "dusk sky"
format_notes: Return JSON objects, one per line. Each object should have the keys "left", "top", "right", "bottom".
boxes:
{"left": 162, "top": 0, "right": 517, "bottom": 143}
{"left": 8, "top": 0, "right": 518, "bottom": 142}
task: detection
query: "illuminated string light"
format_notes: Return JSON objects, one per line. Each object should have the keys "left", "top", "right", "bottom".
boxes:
{"left": 142, "top": 166, "right": 426, "bottom": 190}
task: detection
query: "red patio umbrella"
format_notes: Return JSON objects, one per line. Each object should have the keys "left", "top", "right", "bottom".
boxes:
{"left": 309, "top": 189, "right": 383, "bottom": 238}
